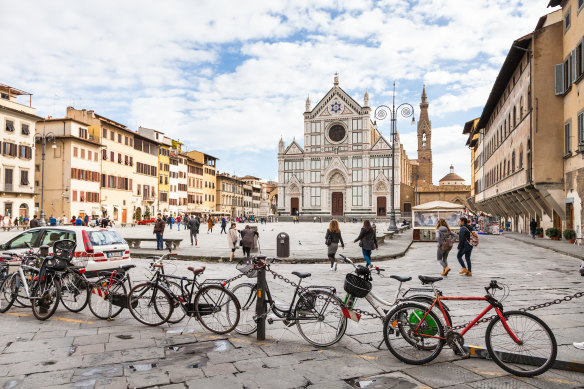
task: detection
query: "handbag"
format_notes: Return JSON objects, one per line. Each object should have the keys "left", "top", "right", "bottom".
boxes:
{"left": 325, "top": 236, "right": 332, "bottom": 246}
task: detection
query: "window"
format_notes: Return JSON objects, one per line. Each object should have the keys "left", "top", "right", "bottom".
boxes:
{"left": 352, "top": 118, "right": 363, "bottom": 130}
{"left": 72, "top": 190, "right": 78, "bottom": 202}
{"left": 125, "top": 136, "right": 128, "bottom": 145}
{"left": 88, "top": 151, "right": 92, "bottom": 161}
{"left": 310, "top": 159, "right": 320, "bottom": 170}
{"left": 512, "top": 150, "right": 516, "bottom": 171}
{"left": 81, "top": 149, "right": 85, "bottom": 159}
{"left": 310, "top": 187, "right": 321, "bottom": 207}
{"left": 21, "top": 124, "right": 29, "bottom": 135}
{"left": 352, "top": 186, "right": 363, "bottom": 206}
{"left": 311, "top": 135, "right": 321, "bottom": 146}
{"left": 351, "top": 157, "right": 362, "bottom": 168}
{"left": 310, "top": 171, "right": 320, "bottom": 183}
{"left": 579, "top": 0, "right": 584, "bottom": 13}
{"left": 513, "top": 106, "right": 517, "bottom": 128}
{"left": 110, "top": 151, "right": 114, "bottom": 161}
{"left": 578, "top": 111, "right": 584, "bottom": 144}
{"left": 102, "top": 128, "right": 107, "bottom": 138}
{"left": 352, "top": 170, "right": 362, "bottom": 182}
{"left": 519, "top": 145, "right": 524, "bottom": 169}
{"left": 73, "top": 147, "right": 78, "bottom": 157}
{"left": 118, "top": 153, "right": 122, "bottom": 163}
{"left": 565, "top": 6, "right": 571, "bottom": 33}
{"left": 565, "top": 120, "right": 572, "bottom": 155}
{"left": 5, "top": 120, "right": 14, "bottom": 132}
{"left": 310, "top": 122, "right": 321, "bottom": 132}
{"left": 20, "top": 170, "right": 28, "bottom": 186}
{"left": 352, "top": 131, "right": 362, "bottom": 144}
{"left": 118, "top": 134, "right": 122, "bottom": 143}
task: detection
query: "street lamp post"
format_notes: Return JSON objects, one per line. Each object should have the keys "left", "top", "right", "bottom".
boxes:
{"left": 374, "top": 82, "right": 416, "bottom": 231}
{"left": 34, "top": 129, "right": 56, "bottom": 226}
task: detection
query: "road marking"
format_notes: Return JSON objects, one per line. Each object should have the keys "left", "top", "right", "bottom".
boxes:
{"left": 4, "top": 312, "right": 94, "bottom": 324}
{"left": 476, "top": 371, "right": 506, "bottom": 377}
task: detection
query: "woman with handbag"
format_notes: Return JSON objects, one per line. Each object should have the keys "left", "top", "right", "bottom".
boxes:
{"left": 457, "top": 217, "right": 475, "bottom": 276}
{"left": 435, "top": 219, "right": 457, "bottom": 276}
{"left": 227, "top": 222, "right": 239, "bottom": 262}
{"left": 354, "top": 220, "right": 378, "bottom": 268}
{"left": 325, "top": 219, "right": 344, "bottom": 271}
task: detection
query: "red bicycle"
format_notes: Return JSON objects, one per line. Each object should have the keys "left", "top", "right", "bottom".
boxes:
{"left": 383, "top": 276, "right": 557, "bottom": 377}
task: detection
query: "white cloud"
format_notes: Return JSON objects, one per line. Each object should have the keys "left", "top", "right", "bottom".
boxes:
{"left": 0, "top": 0, "right": 552, "bottom": 183}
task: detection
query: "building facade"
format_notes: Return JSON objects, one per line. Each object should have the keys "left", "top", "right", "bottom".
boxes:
{"left": 277, "top": 75, "right": 401, "bottom": 218}
{"left": 35, "top": 118, "right": 101, "bottom": 221}
{"left": 0, "top": 84, "right": 41, "bottom": 223}
{"left": 466, "top": 11, "right": 565, "bottom": 233}
{"left": 186, "top": 154, "right": 204, "bottom": 215}
{"left": 216, "top": 173, "right": 243, "bottom": 217}
{"left": 187, "top": 151, "right": 217, "bottom": 218}
{"left": 133, "top": 133, "right": 159, "bottom": 220}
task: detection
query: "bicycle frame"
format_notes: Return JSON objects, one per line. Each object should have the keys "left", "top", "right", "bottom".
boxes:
{"left": 415, "top": 288, "right": 523, "bottom": 345}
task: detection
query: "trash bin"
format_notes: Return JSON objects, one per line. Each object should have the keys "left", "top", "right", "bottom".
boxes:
{"left": 277, "top": 232, "right": 290, "bottom": 258}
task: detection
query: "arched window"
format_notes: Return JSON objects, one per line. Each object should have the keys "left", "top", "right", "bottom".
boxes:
{"left": 519, "top": 144, "right": 524, "bottom": 169}
{"left": 504, "top": 119, "right": 507, "bottom": 137}
{"left": 422, "top": 133, "right": 426, "bottom": 148}
{"left": 512, "top": 150, "right": 516, "bottom": 171}
{"left": 528, "top": 86, "right": 532, "bottom": 110}
{"left": 503, "top": 160, "right": 506, "bottom": 177}
{"left": 519, "top": 97, "right": 524, "bottom": 118}
{"left": 513, "top": 106, "right": 517, "bottom": 128}
{"left": 507, "top": 159, "right": 511, "bottom": 175}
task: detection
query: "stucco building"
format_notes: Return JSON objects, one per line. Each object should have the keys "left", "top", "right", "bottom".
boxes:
{"left": 132, "top": 132, "right": 159, "bottom": 220}
{"left": 187, "top": 151, "right": 217, "bottom": 218}
{"left": 216, "top": 173, "right": 243, "bottom": 218}
{"left": 277, "top": 75, "right": 402, "bottom": 219}
{"left": 0, "top": 84, "right": 41, "bottom": 223}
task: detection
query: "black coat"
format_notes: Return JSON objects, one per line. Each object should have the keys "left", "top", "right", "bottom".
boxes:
{"left": 354, "top": 228, "right": 378, "bottom": 251}
{"left": 457, "top": 224, "right": 472, "bottom": 251}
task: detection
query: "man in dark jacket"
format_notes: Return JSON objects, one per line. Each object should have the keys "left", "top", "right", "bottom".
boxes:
{"left": 240, "top": 225, "right": 258, "bottom": 259}
{"left": 153, "top": 214, "right": 165, "bottom": 250}
{"left": 220, "top": 217, "right": 227, "bottom": 234}
{"left": 188, "top": 216, "right": 201, "bottom": 246}
{"left": 29, "top": 215, "right": 40, "bottom": 228}
{"left": 529, "top": 219, "right": 537, "bottom": 239}
{"left": 457, "top": 217, "right": 473, "bottom": 276}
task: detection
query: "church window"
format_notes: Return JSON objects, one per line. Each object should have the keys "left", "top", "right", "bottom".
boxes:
{"left": 310, "top": 187, "right": 321, "bottom": 207}
{"left": 310, "top": 159, "right": 321, "bottom": 170}
{"left": 512, "top": 150, "right": 516, "bottom": 171}
{"left": 323, "top": 158, "right": 331, "bottom": 168}
{"left": 351, "top": 157, "right": 362, "bottom": 168}
{"left": 352, "top": 170, "right": 362, "bottom": 182}
{"left": 513, "top": 106, "right": 517, "bottom": 128}
{"left": 519, "top": 97, "right": 524, "bottom": 119}
{"left": 310, "top": 122, "right": 321, "bottom": 132}
{"left": 422, "top": 133, "right": 427, "bottom": 148}
{"left": 341, "top": 157, "right": 348, "bottom": 167}
{"left": 352, "top": 119, "right": 363, "bottom": 130}
{"left": 311, "top": 135, "right": 321, "bottom": 146}
{"left": 352, "top": 186, "right": 363, "bottom": 206}
{"left": 311, "top": 171, "right": 320, "bottom": 183}
{"left": 519, "top": 145, "right": 524, "bottom": 168}
{"left": 352, "top": 131, "right": 363, "bottom": 144}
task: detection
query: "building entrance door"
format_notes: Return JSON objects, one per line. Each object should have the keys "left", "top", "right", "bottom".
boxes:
{"left": 122, "top": 209, "right": 127, "bottom": 223}
{"left": 290, "top": 197, "right": 299, "bottom": 216}
{"left": 567, "top": 202, "right": 574, "bottom": 230}
{"left": 377, "top": 197, "right": 386, "bottom": 216}
{"left": 331, "top": 192, "right": 343, "bottom": 216}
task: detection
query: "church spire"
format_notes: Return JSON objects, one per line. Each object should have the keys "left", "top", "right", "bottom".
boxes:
{"left": 305, "top": 94, "right": 311, "bottom": 112}
{"left": 418, "top": 84, "right": 430, "bottom": 128}
{"left": 334, "top": 72, "right": 339, "bottom": 86}
{"left": 364, "top": 89, "right": 369, "bottom": 107}
{"left": 421, "top": 84, "right": 428, "bottom": 105}
{"left": 278, "top": 135, "right": 284, "bottom": 153}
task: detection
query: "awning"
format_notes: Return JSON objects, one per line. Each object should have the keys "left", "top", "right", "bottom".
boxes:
{"left": 412, "top": 201, "right": 465, "bottom": 211}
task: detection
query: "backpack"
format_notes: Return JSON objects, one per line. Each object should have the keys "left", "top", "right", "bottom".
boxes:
{"left": 441, "top": 233, "right": 453, "bottom": 252}
{"left": 464, "top": 226, "right": 479, "bottom": 247}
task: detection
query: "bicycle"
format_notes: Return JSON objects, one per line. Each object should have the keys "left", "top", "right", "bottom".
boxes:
{"left": 384, "top": 276, "right": 557, "bottom": 377}
{"left": 230, "top": 256, "right": 347, "bottom": 347}
{"left": 338, "top": 254, "right": 450, "bottom": 349}
{"left": 127, "top": 258, "right": 241, "bottom": 334}
{"left": 88, "top": 263, "right": 137, "bottom": 320}
{"left": 0, "top": 254, "right": 41, "bottom": 314}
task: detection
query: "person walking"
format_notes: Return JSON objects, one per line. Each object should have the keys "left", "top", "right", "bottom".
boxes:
{"left": 457, "top": 217, "right": 474, "bottom": 276}
{"left": 169, "top": 215, "right": 174, "bottom": 230}
{"left": 188, "top": 216, "right": 200, "bottom": 246}
{"left": 220, "top": 217, "right": 227, "bottom": 234}
{"left": 153, "top": 213, "right": 165, "bottom": 250}
{"left": 240, "top": 225, "right": 258, "bottom": 259}
{"left": 84, "top": 214, "right": 89, "bottom": 226}
{"left": 529, "top": 219, "right": 537, "bottom": 239}
{"left": 75, "top": 216, "right": 83, "bottom": 226}
{"left": 354, "top": 220, "right": 378, "bottom": 268}
{"left": 177, "top": 215, "right": 181, "bottom": 231}
{"left": 207, "top": 217, "right": 214, "bottom": 233}
{"left": 29, "top": 215, "right": 40, "bottom": 228}
{"left": 325, "top": 219, "right": 344, "bottom": 271}
{"left": 436, "top": 219, "right": 456, "bottom": 276}
{"left": 227, "top": 222, "right": 239, "bottom": 262}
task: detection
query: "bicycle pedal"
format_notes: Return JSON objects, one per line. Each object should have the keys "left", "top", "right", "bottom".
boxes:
{"left": 267, "top": 318, "right": 274, "bottom": 325}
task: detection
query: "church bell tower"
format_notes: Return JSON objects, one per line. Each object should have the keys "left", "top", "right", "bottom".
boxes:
{"left": 417, "top": 85, "right": 432, "bottom": 185}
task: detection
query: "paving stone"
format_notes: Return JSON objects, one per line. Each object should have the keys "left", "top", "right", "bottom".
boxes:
{"left": 201, "top": 362, "right": 238, "bottom": 377}
{"left": 81, "top": 351, "right": 124, "bottom": 368}
{"left": 73, "top": 333, "right": 110, "bottom": 346}
{"left": 7, "top": 355, "right": 84, "bottom": 376}
{"left": 120, "top": 346, "right": 165, "bottom": 362}
{"left": 186, "top": 374, "right": 258, "bottom": 389}
{"left": 4, "top": 337, "right": 73, "bottom": 353}
{"left": 73, "top": 343, "right": 106, "bottom": 356}
{"left": 0, "top": 347, "right": 71, "bottom": 365}
{"left": 167, "top": 364, "right": 206, "bottom": 384}
{"left": 106, "top": 337, "right": 157, "bottom": 352}
{"left": 126, "top": 370, "right": 170, "bottom": 388}
{"left": 235, "top": 366, "right": 309, "bottom": 388}
{"left": 0, "top": 376, "right": 24, "bottom": 389}
{"left": 33, "top": 330, "right": 68, "bottom": 340}
{"left": 21, "top": 370, "right": 75, "bottom": 387}
{"left": 259, "top": 342, "right": 315, "bottom": 357}
{"left": 467, "top": 376, "right": 538, "bottom": 388}
{"left": 73, "top": 364, "right": 125, "bottom": 379}
{"left": 404, "top": 362, "right": 484, "bottom": 388}
{"left": 159, "top": 384, "right": 187, "bottom": 389}
{"left": 206, "top": 346, "right": 267, "bottom": 364}
{"left": 65, "top": 328, "right": 99, "bottom": 337}
{"left": 233, "top": 358, "right": 266, "bottom": 371}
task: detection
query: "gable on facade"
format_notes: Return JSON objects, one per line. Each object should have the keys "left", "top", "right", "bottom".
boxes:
{"left": 371, "top": 135, "right": 392, "bottom": 151}
{"left": 284, "top": 140, "right": 304, "bottom": 155}
{"left": 309, "top": 87, "right": 364, "bottom": 119}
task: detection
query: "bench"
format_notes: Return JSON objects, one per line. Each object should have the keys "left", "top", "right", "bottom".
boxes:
{"left": 125, "top": 238, "right": 183, "bottom": 250}
{"left": 376, "top": 235, "right": 385, "bottom": 245}
{"left": 383, "top": 231, "right": 395, "bottom": 239}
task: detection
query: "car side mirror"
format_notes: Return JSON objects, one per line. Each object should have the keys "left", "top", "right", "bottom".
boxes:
{"left": 0, "top": 244, "right": 5, "bottom": 250}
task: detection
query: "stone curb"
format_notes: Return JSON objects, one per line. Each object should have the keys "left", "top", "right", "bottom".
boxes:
{"left": 502, "top": 234, "right": 584, "bottom": 261}
{"left": 131, "top": 239, "right": 414, "bottom": 264}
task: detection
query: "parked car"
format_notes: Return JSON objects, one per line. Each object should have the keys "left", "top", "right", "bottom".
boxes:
{"left": 137, "top": 218, "right": 156, "bottom": 225}
{"left": 0, "top": 226, "right": 131, "bottom": 277}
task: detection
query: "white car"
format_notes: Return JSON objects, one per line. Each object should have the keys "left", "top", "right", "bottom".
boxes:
{"left": 0, "top": 226, "right": 131, "bottom": 276}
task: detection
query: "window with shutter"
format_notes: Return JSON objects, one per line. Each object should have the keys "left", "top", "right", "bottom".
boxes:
{"left": 573, "top": 48, "right": 578, "bottom": 83}
{"left": 555, "top": 63, "right": 565, "bottom": 95}
{"left": 565, "top": 121, "right": 572, "bottom": 155}
{"left": 6, "top": 120, "right": 14, "bottom": 132}
{"left": 578, "top": 111, "right": 584, "bottom": 145}
{"left": 21, "top": 124, "right": 29, "bottom": 135}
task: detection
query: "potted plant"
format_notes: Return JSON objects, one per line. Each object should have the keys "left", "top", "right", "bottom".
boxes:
{"left": 535, "top": 227, "right": 544, "bottom": 238}
{"left": 545, "top": 227, "right": 560, "bottom": 240}
{"left": 563, "top": 229, "right": 576, "bottom": 244}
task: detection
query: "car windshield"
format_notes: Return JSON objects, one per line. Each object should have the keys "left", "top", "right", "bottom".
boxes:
{"left": 87, "top": 230, "right": 125, "bottom": 246}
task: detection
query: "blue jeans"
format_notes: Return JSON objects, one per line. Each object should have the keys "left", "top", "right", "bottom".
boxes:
{"left": 178, "top": 223, "right": 180, "bottom": 231}
{"left": 169, "top": 222, "right": 173, "bottom": 230}
{"left": 362, "top": 248, "right": 372, "bottom": 267}
{"left": 456, "top": 248, "right": 472, "bottom": 272}
{"left": 156, "top": 232, "right": 164, "bottom": 250}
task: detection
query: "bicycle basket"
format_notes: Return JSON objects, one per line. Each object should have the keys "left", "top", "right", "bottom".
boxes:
{"left": 53, "top": 239, "right": 77, "bottom": 263}
{"left": 297, "top": 291, "right": 317, "bottom": 311}
{"left": 236, "top": 260, "right": 257, "bottom": 278}
{"left": 344, "top": 273, "right": 372, "bottom": 298}
{"left": 46, "top": 257, "right": 68, "bottom": 271}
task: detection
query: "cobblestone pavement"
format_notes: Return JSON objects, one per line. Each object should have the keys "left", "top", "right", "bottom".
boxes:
{"left": 0, "top": 234, "right": 583, "bottom": 388}
{"left": 502, "top": 231, "right": 584, "bottom": 260}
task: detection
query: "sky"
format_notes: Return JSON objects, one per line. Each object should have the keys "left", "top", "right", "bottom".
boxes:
{"left": 0, "top": 0, "right": 554, "bottom": 184}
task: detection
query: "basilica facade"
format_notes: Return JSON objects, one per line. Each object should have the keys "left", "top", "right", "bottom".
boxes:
{"left": 277, "top": 75, "right": 401, "bottom": 218}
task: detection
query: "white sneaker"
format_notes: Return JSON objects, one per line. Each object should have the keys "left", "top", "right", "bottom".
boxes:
{"left": 574, "top": 342, "right": 584, "bottom": 350}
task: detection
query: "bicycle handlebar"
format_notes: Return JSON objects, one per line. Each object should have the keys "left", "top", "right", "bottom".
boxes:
{"left": 485, "top": 280, "right": 503, "bottom": 295}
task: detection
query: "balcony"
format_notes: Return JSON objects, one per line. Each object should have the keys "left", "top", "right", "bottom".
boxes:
{"left": 142, "top": 195, "right": 155, "bottom": 203}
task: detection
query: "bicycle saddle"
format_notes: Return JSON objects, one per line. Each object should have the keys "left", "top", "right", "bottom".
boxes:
{"left": 188, "top": 266, "right": 206, "bottom": 275}
{"left": 418, "top": 275, "right": 443, "bottom": 284}
{"left": 292, "top": 271, "right": 311, "bottom": 279}
{"left": 390, "top": 275, "right": 412, "bottom": 283}
{"left": 120, "top": 264, "right": 136, "bottom": 271}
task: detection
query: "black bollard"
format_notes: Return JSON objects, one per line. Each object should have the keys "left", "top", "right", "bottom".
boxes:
{"left": 256, "top": 265, "right": 267, "bottom": 340}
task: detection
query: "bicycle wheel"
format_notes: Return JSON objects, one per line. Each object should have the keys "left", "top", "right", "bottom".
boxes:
{"left": 296, "top": 290, "right": 347, "bottom": 347}
{"left": 485, "top": 310, "right": 557, "bottom": 377}
{"left": 230, "top": 283, "right": 257, "bottom": 335}
{"left": 89, "top": 276, "right": 126, "bottom": 320}
{"left": 0, "top": 274, "right": 17, "bottom": 313}
{"left": 13, "top": 270, "right": 34, "bottom": 308}
{"left": 60, "top": 271, "right": 89, "bottom": 313}
{"left": 194, "top": 285, "right": 240, "bottom": 334}
{"left": 128, "top": 283, "right": 174, "bottom": 326}
{"left": 31, "top": 272, "right": 61, "bottom": 321}
{"left": 383, "top": 301, "right": 445, "bottom": 365}
{"left": 163, "top": 280, "right": 187, "bottom": 324}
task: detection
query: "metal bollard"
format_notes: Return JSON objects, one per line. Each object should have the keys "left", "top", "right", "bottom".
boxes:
{"left": 256, "top": 264, "right": 267, "bottom": 340}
